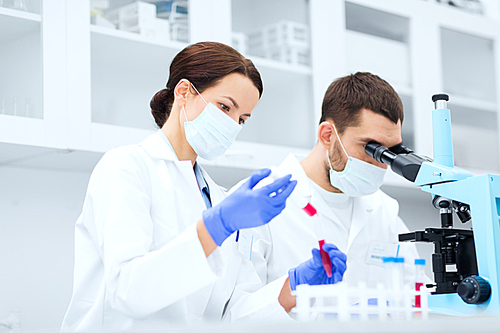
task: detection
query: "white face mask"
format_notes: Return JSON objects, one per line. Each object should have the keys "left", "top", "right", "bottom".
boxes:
{"left": 327, "top": 124, "right": 387, "bottom": 197}
{"left": 182, "top": 83, "right": 242, "bottom": 160}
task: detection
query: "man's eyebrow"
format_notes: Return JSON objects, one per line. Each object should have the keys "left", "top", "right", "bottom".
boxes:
{"left": 359, "top": 137, "right": 377, "bottom": 144}
{"left": 223, "top": 96, "right": 239, "bottom": 109}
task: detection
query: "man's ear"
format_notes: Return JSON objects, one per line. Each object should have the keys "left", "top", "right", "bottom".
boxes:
{"left": 318, "top": 121, "right": 335, "bottom": 150}
{"left": 174, "top": 79, "right": 191, "bottom": 107}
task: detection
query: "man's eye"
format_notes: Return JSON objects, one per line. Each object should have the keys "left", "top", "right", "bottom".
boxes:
{"left": 220, "top": 103, "right": 230, "bottom": 112}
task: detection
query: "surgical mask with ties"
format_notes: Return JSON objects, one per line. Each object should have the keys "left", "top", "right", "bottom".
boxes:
{"left": 327, "top": 124, "right": 387, "bottom": 197}
{"left": 182, "top": 83, "right": 242, "bottom": 160}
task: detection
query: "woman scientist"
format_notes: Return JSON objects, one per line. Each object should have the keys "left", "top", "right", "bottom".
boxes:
{"left": 62, "top": 42, "right": 346, "bottom": 331}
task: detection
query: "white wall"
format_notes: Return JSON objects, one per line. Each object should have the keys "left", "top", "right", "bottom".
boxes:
{"left": 0, "top": 166, "right": 90, "bottom": 331}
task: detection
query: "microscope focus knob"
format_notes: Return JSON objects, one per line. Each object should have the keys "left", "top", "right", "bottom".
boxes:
{"left": 457, "top": 276, "right": 491, "bottom": 304}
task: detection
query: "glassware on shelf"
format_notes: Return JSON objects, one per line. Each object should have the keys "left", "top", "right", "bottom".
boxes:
{"left": 0, "top": 97, "right": 34, "bottom": 117}
{"left": 24, "top": 98, "right": 31, "bottom": 118}
{"left": 247, "top": 20, "right": 311, "bottom": 66}
{"left": 104, "top": 2, "right": 172, "bottom": 43}
{"left": 12, "top": 0, "right": 29, "bottom": 11}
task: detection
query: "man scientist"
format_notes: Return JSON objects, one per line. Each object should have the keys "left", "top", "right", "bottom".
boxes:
{"left": 225, "top": 72, "right": 423, "bottom": 319}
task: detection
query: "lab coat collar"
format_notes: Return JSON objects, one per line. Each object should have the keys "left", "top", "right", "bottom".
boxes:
{"left": 141, "top": 132, "right": 208, "bottom": 225}
{"left": 141, "top": 133, "right": 203, "bottom": 201}
{"left": 140, "top": 132, "right": 178, "bottom": 161}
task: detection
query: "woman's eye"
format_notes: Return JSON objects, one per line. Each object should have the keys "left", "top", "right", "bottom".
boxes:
{"left": 239, "top": 118, "right": 246, "bottom": 125}
{"left": 220, "top": 103, "right": 230, "bottom": 112}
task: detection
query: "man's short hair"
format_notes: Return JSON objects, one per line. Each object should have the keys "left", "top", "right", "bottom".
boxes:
{"left": 320, "top": 72, "right": 404, "bottom": 134}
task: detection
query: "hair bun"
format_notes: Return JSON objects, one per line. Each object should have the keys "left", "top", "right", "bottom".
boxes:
{"left": 150, "top": 88, "right": 172, "bottom": 128}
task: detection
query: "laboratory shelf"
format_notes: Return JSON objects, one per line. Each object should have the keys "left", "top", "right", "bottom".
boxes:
{"left": 441, "top": 27, "right": 497, "bottom": 103}
{"left": 90, "top": 25, "right": 187, "bottom": 50}
{"left": 0, "top": 8, "right": 42, "bottom": 120}
{"left": 448, "top": 95, "right": 497, "bottom": 113}
{"left": 345, "top": 1, "right": 409, "bottom": 43}
{"left": 235, "top": 64, "right": 315, "bottom": 149}
{"left": 90, "top": 25, "right": 187, "bottom": 74}
{"left": 91, "top": 25, "right": 184, "bottom": 131}
{"left": 0, "top": 141, "right": 103, "bottom": 173}
{"left": 0, "top": 7, "right": 40, "bottom": 45}
{"left": 250, "top": 56, "right": 312, "bottom": 76}
{"left": 345, "top": 22, "right": 410, "bottom": 92}
{"left": 0, "top": 115, "right": 45, "bottom": 147}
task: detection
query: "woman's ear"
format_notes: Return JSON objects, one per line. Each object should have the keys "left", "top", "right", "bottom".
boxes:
{"left": 174, "top": 79, "right": 191, "bottom": 107}
{"left": 318, "top": 121, "right": 335, "bottom": 150}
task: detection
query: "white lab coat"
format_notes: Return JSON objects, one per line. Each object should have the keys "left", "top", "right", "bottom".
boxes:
{"left": 61, "top": 133, "right": 268, "bottom": 331}
{"left": 225, "top": 154, "right": 423, "bottom": 321}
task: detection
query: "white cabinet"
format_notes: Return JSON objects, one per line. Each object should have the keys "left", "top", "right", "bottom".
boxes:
{"left": 0, "top": 0, "right": 75, "bottom": 175}
{"left": 1, "top": 0, "right": 500, "bottom": 188}
{"left": 337, "top": 0, "right": 500, "bottom": 188}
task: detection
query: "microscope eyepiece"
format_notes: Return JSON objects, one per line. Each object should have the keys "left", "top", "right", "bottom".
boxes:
{"left": 432, "top": 93, "right": 449, "bottom": 110}
{"left": 365, "top": 142, "right": 429, "bottom": 183}
{"left": 365, "top": 142, "right": 396, "bottom": 165}
{"left": 432, "top": 94, "right": 450, "bottom": 102}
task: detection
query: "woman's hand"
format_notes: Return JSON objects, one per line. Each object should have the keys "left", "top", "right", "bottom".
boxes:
{"left": 202, "top": 168, "right": 297, "bottom": 246}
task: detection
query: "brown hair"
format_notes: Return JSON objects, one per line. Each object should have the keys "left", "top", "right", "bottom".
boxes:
{"left": 150, "top": 42, "right": 263, "bottom": 128}
{"left": 320, "top": 72, "right": 403, "bottom": 134}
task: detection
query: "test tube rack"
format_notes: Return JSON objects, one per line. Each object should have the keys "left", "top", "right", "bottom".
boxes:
{"left": 293, "top": 282, "right": 429, "bottom": 322}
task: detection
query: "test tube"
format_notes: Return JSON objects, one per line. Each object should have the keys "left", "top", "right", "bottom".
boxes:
{"left": 394, "top": 257, "right": 405, "bottom": 291}
{"left": 269, "top": 167, "right": 332, "bottom": 277}
{"left": 384, "top": 257, "right": 405, "bottom": 319}
{"left": 414, "top": 259, "right": 426, "bottom": 308}
{"left": 312, "top": 214, "right": 332, "bottom": 278}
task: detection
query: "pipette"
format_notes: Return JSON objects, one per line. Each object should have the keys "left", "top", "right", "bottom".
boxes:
{"left": 269, "top": 168, "right": 332, "bottom": 277}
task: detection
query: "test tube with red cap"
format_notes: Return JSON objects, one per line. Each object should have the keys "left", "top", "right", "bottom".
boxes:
{"left": 269, "top": 168, "right": 332, "bottom": 278}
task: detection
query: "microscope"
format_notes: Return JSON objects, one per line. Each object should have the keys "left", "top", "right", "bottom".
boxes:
{"left": 365, "top": 94, "right": 500, "bottom": 316}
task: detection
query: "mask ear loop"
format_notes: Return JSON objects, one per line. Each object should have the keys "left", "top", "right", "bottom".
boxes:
{"left": 181, "top": 106, "right": 189, "bottom": 122}
{"left": 178, "top": 80, "right": 207, "bottom": 122}
{"left": 190, "top": 82, "right": 208, "bottom": 105}
{"left": 331, "top": 123, "right": 350, "bottom": 159}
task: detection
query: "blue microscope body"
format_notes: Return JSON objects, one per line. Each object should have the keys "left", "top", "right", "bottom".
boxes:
{"left": 366, "top": 94, "right": 500, "bottom": 316}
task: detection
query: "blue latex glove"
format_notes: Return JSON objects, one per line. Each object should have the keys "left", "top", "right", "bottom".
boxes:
{"left": 288, "top": 243, "right": 347, "bottom": 291}
{"left": 203, "top": 168, "right": 297, "bottom": 246}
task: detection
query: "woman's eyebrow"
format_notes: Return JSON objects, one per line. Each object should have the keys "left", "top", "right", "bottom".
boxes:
{"left": 223, "top": 96, "right": 239, "bottom": 109}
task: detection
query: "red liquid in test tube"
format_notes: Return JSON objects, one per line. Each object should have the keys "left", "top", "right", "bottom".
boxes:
{"left": 415, "top": 282, "right": 423, "bottom": 308}
{"left": 303, "top": 203, "right": 332, "bottom": 278}
{"left": 414, "top": 259, "right": 426, "bottom": 309}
